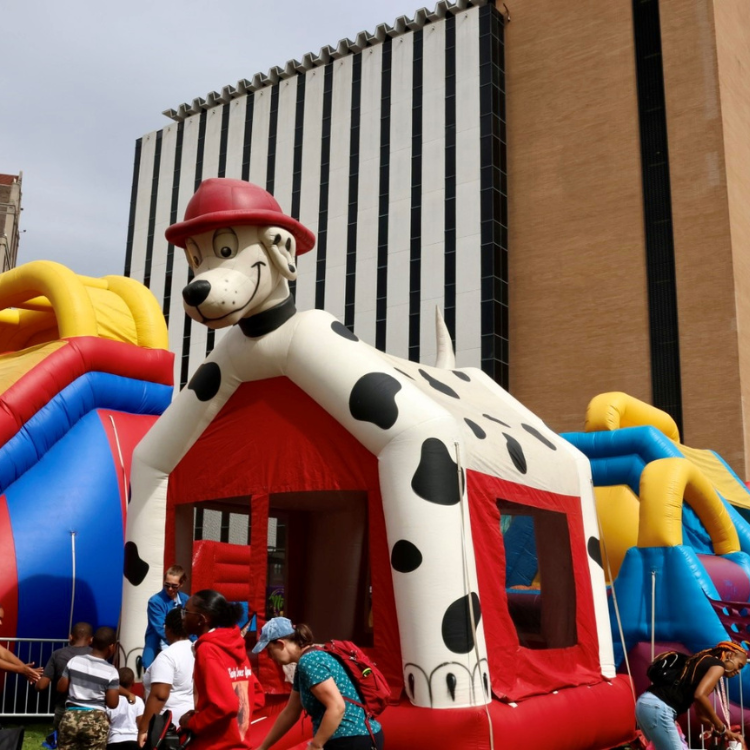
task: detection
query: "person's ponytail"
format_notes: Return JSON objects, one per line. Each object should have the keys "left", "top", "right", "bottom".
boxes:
{"left": 192, "top": 589, "right": 244, "bottom": 628}
{"left": 286, "top": 623, "right": 315, "bottom": 648}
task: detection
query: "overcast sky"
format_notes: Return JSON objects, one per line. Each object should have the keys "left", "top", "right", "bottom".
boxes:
{"left": 1, "top": 0, "right": 421, "bottom": 279}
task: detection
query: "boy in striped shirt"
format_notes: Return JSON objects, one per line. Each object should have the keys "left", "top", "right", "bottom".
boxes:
{"left": 57, "top": 626, "right": 120, "bottom": 750}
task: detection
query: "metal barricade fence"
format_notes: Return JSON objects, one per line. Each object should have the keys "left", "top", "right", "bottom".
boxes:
{"left": 1, "top": 637, "right": 68, "bottom": 718}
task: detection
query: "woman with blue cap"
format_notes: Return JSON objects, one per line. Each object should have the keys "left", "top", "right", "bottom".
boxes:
{"left": 255, "top": 617, "right": 384, "bottom": 750}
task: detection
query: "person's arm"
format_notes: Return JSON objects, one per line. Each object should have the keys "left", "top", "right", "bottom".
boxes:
{"left": 105, "top": 687, "right": 120, "bottom": 710}
{"left": 306, "top": 678, "right": 346, "bottom": 750}
{"left": 35, "top": 653, "right": 56, "bottom": 692}
{"left": 0, "top": 645, "right": 43, "bottom": 683}
{"left": 693, "top": 664, "right": 744, "bottom": 746}
{"left": 57, "top": 675, "right": 70, "bottom": 694}
{"left": 256, "top": 691, "right": 303, "bottom": 750}
{"left": 138, "top": 683, "right": 172, "bottom": 746}
{"left": 119, "top": 685, "right": 137, "bottom": 704}
{"left": 147, "top": 596, "right": 168, "bottom": 645}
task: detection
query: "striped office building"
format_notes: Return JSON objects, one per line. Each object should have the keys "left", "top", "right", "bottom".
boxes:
{"left": 127, "top": 0, "right": 750, "bottom": 478}
{"left": 125, "top": 0, "right": 506, "bottom": 393}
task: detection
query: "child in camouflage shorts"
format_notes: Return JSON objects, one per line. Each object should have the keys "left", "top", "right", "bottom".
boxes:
{"left": 57, "top": 626, "right": 120, "bottom": 750}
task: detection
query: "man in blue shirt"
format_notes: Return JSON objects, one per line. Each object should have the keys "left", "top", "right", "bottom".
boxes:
{"left": 142, "top": 565, "right": 189, "bottom": 669}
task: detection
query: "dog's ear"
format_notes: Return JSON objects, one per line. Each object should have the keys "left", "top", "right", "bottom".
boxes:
{"left": 260, "top": 227, "right": 298, "bottom": 280}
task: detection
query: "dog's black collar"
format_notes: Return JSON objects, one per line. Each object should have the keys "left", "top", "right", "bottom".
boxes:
{"left": 237, "top": 295, "right": 296, "bottom": 338}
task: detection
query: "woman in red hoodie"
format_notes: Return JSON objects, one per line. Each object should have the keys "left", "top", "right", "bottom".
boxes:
{"left": 179, "top": 589, "right": 254, "bottom": 750}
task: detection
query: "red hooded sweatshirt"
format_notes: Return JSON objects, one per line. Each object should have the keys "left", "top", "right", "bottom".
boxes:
{"left": 187, "top": 626, "right": 254, "bottom": 750}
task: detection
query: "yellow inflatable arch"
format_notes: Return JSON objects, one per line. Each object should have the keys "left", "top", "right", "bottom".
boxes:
{"left": 0, "top": 260, "right": 168, "bottom": 352}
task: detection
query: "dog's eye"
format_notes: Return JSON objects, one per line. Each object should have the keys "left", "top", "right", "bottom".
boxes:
{"left": 185, "top": 239, "right": 202, "bottom": 268}
{"left": 213, "top": 228, "right": 238, "bottom": 259}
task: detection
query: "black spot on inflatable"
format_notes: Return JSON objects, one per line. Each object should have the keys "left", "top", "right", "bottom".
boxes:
{"left": 446, "top": 673, "right": 457, "bottom": 701}
{"left": 483, "top": 413, "right": 510, "bottom": 428}
{"left": 442, "top": 592, "right": 482, "bottom": 654}
{"left": 123, "top": 542, "right": 149, "bottom": 586}
{"left": 411, "top": 438, "right": 462, "bottom": 506}
{"left": 127, "top": 482, "right": 132, "bottom": 504}
{"left": 453, "top": 370, "right": 470, "bottom": 382}
{"left": 503, "top": 433, "right": 527, "bottom": 474}
{"left": 391, "top": 540, "right": 423, "bottom": 573}
{"left": 521, "top": 423, "right": 557, "bottom": 450}
{"left": 464, "top": 418, "right": 486, "bottom": 440}
{"left": 187, "top": 362, "right": 221, "bottom": 402}
{"left": 288, "top": 263, "right": 296, "bottom": 274}
{"left": 418, "top": 369, "right": 460, "bottom": 399}
{"left": 349, "top": 372, "right": 401, "bottom": 429}
{"left": 588, "top": 536, "right": 603, "bottom": 569}
{"left": 331, "top": 320, "right": 358, "bottom": 342}
{"left": 407, "top": 673, "right": 415, "bottom": 701}
{"left": 483, "top": 673, "right": 489, "bottom": 695}
{"left": 395, "top": 368, "right": 415, "bottom": 381}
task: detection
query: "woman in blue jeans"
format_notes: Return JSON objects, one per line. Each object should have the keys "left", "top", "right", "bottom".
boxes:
{"left": 635, "top": 641, "right": 747, "bottom": 749}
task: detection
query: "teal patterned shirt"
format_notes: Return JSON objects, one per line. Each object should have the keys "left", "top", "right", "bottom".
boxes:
{"left": 293, "top": 650, "right": 382, "bottom": 739}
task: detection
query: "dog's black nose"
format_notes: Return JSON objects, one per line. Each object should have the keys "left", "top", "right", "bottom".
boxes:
{"left": 182, "top": 280, "right": 211, "bottom": 307}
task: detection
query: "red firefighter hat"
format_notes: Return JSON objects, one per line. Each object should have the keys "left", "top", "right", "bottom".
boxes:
{"left": 165, "top": 178, "right": 316, "bottom": 254}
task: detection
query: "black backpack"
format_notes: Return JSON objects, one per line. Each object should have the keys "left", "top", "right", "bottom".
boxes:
{"left": 0, "top": 725, "right": 24, "bottom": 750}
{"left": 143, "top": 711, "right": 192, "bottom": 750}
{"left": 647, "top": 650, "right": 689, "bottom": 687}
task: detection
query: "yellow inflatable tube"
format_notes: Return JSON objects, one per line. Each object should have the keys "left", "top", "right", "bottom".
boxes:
{"left": 0, "top": 261, "right": 167, "bottom": 351}
{"left": 585, "top": 391, "right": 680, "bottom": 442}
{"left": 638, "top": 457, "right": 740, "bottom": 553}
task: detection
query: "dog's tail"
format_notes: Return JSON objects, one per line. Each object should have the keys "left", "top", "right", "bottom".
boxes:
{"left": 434, "top": 306, "right": 456, "bottom": 370}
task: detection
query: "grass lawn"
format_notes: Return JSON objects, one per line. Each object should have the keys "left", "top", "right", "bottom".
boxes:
{"left": 1, "top": 719, "right": 53, "bottom": 750}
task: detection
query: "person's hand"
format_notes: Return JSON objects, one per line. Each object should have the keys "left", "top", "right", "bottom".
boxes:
{"left": 306, "top": 743, "right": 324, "bottom": 750}
{"left": 24, "top": 663, "right": 43, "bottom": 683}
{"left": 179, "top": 710, "right": 194, "bottom": 729}
{"left": 138, "top": 730, "right": 147, "bottom": 748}
{"left": 726, "top": 729, "right": 745, "bottom": 748}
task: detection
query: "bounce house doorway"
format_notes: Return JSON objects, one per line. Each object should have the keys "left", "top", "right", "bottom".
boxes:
{"left": 164, "top": 378, "right": 401, "bottom": 692}
{"left": 267, "top": 491, "right": 371, "bottom": 646}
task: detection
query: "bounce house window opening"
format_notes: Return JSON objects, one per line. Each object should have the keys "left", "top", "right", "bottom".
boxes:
{"left": 193, "top": 504, "right": 251, "bottom": 546}
{"left": 268, "top": 491, "right": 373, "bottom": 648}
{"left": 498, "top": 499, "right": 578, "bottom": 650}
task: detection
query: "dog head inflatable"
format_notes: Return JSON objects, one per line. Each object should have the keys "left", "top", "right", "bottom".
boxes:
{"left": 166, "top": 179, "right": 315, "bottom": 328}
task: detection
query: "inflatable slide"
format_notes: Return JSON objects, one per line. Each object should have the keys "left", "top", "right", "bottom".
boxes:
{"left": 0, "top": 262, "right": 172, "bottom": 643}
{"left": 564, "top": 392, "right": 750, "bottom": 729}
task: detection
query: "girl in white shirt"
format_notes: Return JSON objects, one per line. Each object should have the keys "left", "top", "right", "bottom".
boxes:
{"left": 137, "top": 608, "right": 195, "bottom": 746}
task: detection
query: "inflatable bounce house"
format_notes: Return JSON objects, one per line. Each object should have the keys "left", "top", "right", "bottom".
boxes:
{"left": 120, "top": 179, "right": 635, "bottom": 749}
{"left": 565, "top": 392, "right": 750, "bottom": 737}
{"left": 0, "top": 261, "right": 172, "bottom": 645}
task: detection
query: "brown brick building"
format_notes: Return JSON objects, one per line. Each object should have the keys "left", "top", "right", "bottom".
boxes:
{"left": 506, "top": 0, "right": 750, "bottom": 478}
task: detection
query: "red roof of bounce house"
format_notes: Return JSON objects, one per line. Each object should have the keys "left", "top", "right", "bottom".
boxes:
{"left": 166, "top": 376, "right": 606, "bottom": 703}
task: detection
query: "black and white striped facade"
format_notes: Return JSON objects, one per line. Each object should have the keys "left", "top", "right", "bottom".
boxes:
{"left": 125, "top": 0, "right": 507, "bottom": 391}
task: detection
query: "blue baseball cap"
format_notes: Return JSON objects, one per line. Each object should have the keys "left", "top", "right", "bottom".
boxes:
{"left": 252, "top": 617, "right": 295, "bottom": 653}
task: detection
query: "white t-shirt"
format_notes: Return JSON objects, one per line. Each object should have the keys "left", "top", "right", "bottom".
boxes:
{"left": 106, "top": 694, "right": 144, "bottom": 743}
{"left": 149, "top": 639, "right": 195, "bottom": 725}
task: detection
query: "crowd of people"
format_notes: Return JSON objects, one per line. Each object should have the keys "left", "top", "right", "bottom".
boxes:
{"left": 0, "top": 565, "right": 386, "bottom": 750}
{"left": 9, "top": 560, "right": 749, "bottom": 750}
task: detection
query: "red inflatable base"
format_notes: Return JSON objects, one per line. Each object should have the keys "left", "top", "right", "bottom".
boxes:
{"left": 248, "top": 675, "right": 636, "bottom": 750}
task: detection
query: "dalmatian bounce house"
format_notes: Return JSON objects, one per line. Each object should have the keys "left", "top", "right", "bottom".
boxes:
{"left": 120, "top": 179, "right": 635, "bottom": 749}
